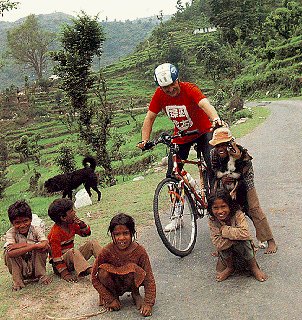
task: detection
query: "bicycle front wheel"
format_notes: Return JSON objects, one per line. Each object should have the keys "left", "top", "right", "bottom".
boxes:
{"left": 153, "top": 177, "right": 197, "bottom": 257}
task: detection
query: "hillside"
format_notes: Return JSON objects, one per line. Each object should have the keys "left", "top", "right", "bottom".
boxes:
{"left": 0, "top": 0, "right": 302, "bottom": 230}
{"left": 0, "top": 12, "right": 163, "bottom": 90}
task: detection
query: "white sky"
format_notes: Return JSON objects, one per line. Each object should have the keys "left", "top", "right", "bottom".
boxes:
{"left": 0, "top": 0, "right": 180, "bottom": 22}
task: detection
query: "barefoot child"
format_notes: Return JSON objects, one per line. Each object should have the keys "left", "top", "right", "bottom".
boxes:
{"left": 91, "top": 213, "right": 156, "bottom": 317}
{"left": 48, "top": 198, "right": 102, "bottom": 282}
{"left": 4, "top": 200, "right": 52, "bottom": 290}
{"left": 208, "top": 190, "right": 268, "bottom": 282}
{"left": 209, "top": 127, "right": 277, "bottom": 254}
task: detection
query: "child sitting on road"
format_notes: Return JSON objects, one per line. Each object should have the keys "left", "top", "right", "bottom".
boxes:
{"left": 209, "top": 127, "right": 277, "bottom": 254}
{"left": 4, "top": 200, "right": 51, "bottom": 290}
{"left": 208, "top": 189, "right": 267, "bottom": 282}
{"left": 47, "top": 198, "right": 102, "bottom": 282}
{"left": 91, "top": 213, "right": 156, "bottom": 317}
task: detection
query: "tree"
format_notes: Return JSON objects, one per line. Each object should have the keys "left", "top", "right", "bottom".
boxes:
{"left": 0, "top": 0, "right": 18, "bottom": 16}
{"left": 209, "top": 0, "right": 282, "bottom": 45}
{"left": 0, "top": 133, "right": 9, "bottom": 198}
{"left": 52, "top": 13, "right": 115, "bottom": 185}
{"left": 14, "top": 134, "right": 42, "bottom": 167}
{"left": 264, "top": 1, "right": 302, "bottom": 39}
{"left": 0, "top": 167, "right": 9, "bottom": 199}
{"left": 0, "top": 134, "right": 9, "bottom": 167}
{"left": 176, "top": 0, "right": 185, "bottom": 13}
{"left": 55, "top": 145, "right": 76, "bottom": 174}
{"left": 7, "top": 14, "right": 54, "bottom": 80}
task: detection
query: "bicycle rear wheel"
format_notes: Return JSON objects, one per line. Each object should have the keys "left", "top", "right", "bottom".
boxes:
{"left": 153, "top": 177, "right": 197, "bottom": 257}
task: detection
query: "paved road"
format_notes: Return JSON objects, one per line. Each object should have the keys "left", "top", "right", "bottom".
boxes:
{"left": 73, "top": 100, "right": 302, "bottom": 320}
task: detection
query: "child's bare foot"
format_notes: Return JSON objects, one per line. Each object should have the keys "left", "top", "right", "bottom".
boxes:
{"left": 106, "top": 298, "right": 121, "bottom": 312}
{"left": 248, "top": 258, "right": 268, "bottom": 282}
{"left": 251, "top": 266, "right": 268, "bottom": 282}
{"left": 39, "top": 275, "right": 52, "bottom": 285}
{"left": 12, "top": 281, "right": 25, "bottom": 291}
{"left": 131, "top": 290, "right": 143, "bottom": 310}
{"left": 216, "top": 267, "right": 234, "bottom": 282}
{"left": 216, "top": 257, "right": 226, "bottom": 272}
{"left": 264, "top": 239, "right": 277, "bottom": 254}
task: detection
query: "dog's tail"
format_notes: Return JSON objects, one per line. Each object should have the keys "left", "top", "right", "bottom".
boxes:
{"left": 83, "top": 156, "right": 97, "bottom": 171}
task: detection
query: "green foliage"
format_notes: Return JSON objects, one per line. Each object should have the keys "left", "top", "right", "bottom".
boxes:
{"left": 195, "top": 37, "right": 244, "bottom": 80}
{"left": 0, "top": 134, "right": 9, "bottom": 166}
{"left": 52, "top": 14, "right": 116, "bottom": 184}
{"left": 28, "top": 168, "right": 41, "bottom": 194}
{"left": 14, "top": 134, "right": 42, "bottom": 165}
{"left": 0, "top": 166, "right": 9, "bottom": 199}
{"left": 0, "top": 13, "right": 159, "bottom": 90}
{"left": 6, "top": 14, "right": 55, "bottom": 80}
{"left": 0, "top": 0, "right": 18, "bottom": 16}
{"left": 264, "top": 1, "right": 302, "bottom": 40}
{"left": 55, "top": 144, "right": 76, "bottom": 173}
{"left": 209, "top": 0, "right": 283, "bottom": 45}
{"left": 52, "top": 12, "right": 105, "bottom": 113}
{"left": 233, "top": 108, "right": 253, "bottom": 120}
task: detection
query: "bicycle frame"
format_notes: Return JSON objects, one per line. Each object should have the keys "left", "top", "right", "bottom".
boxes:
{"left": 170, "top": 145, "right": 208, "bottom": 212}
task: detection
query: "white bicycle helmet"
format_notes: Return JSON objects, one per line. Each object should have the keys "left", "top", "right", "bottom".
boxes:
{"left": 154, "top": 63, "right": 179, "bottom": 87}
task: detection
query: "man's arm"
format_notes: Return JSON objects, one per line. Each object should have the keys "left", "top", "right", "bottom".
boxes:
{"left": 198, "top": 98, "right": 220, "bottom": 121}
{"left": 198, "top": 98, "right": 226, "bottom": 127}
{"left": 137, "top": 110, "right": 157, "bottom": 149}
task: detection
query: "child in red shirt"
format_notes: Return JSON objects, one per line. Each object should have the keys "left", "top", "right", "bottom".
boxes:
{"left": 48, "top": 198, "right": 102, "bottom": 282}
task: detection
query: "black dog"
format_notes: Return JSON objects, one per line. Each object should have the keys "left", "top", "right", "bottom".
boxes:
{"left": 44, "top": 156, "right": 102, "bottom": 201}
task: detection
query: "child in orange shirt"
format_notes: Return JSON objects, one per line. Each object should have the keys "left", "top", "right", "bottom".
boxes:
{"left": 48, "top": 198, "right": 101, "bottom": 282}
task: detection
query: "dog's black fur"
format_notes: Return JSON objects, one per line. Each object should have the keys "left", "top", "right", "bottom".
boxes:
{"left": 44, "top": 156, "right": 102, "bottom": 201}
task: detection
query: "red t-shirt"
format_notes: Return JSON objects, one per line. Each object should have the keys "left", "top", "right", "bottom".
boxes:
{"left": 149, "top": 82, "right": 212, "bottom": 144}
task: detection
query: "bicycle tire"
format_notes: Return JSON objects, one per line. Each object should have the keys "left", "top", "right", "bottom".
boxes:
{"left": 153, "top": 177, "right": 197, "bottom": 257}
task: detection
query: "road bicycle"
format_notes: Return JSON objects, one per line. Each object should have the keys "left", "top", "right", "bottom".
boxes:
{"left": 142, "top": 130, "right": 210, "bottom": 257}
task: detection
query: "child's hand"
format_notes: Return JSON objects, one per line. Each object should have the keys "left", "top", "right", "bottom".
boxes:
{"left": 105, "top": 298, "right": 121, "bottom": 311}
{"left": 61, "top": 270, "right": 78, "bottom": 283}
{"left": 73, "top": 215, "right": 82, "bottom": 224}
{"left": 140, "top": 303, "right": 152, "bottom": 317}
{"left": 35, "top": 241, "right": 50, "bottom": 252}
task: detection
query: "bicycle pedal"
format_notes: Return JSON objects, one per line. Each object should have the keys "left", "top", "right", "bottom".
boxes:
{"left": 197, "top": 211, "right": 205, "bottom": 219}
{"left": 196, "top": 205, "right": 205, "bottom": 218}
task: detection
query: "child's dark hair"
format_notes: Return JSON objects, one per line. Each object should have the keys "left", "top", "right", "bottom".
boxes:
{"left": 48, "top": 198, "right": 74, "bottom": 223}
{"left": 207, "top": 189, "right": 239, "bottom": 217}
{"left": 108, "top": 213, "right": 136, "bottom": 238}
{"left": 8, "top": 200, "right": 32, "bottom": 223}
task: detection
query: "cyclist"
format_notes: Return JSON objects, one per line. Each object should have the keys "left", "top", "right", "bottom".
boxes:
{"left": 138, "top": 63, "right": 225, "bottom": 231}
